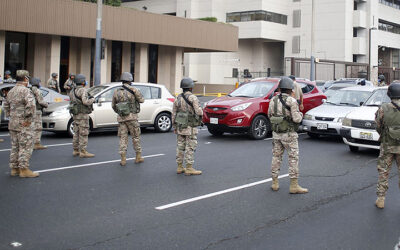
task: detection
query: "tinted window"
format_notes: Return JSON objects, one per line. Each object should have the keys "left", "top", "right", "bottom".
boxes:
{"left": 134, "top": 85, "right": 151, "bottom": 99}
{"left": 297, "top": 82, "right": 314, "bottom": 94}
{"left": 40, "top": 89, "right": 49, "bottom": 97}
{"left": 99, "top": 87, "right": 118, "bottom": 102}
{"left": 229, "top": 81, "right": 276, "bottom": 98}
{"left": 151, "top": 87, "right": 161, "bottom": 99}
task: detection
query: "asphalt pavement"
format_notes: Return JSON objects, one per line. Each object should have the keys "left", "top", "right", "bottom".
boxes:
{"left": 0, "top": 126, "right": 399, "bottom": 250}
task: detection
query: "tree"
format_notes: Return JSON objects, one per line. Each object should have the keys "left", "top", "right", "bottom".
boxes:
{"left": 80, "top": 0, "right": 121, "bottom": 7}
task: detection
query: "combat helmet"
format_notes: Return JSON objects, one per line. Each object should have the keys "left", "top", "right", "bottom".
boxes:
{"left": 120, "top": 72, "right": 133, "bottom": 82}
{"left": 4, "top": 70, "right": 11, "bottom": 75}
{"left": 379, "top": 74, "right": 385, "bottom": 81}
{"left": 51, "top": 73, "right": 58, "bottom": 78}
{"left": 74, "top": 74, "right": 86, "bottom": 85}
{"left": 278, "top": 77, "right": 294, "bottom": 90}
{"left": 30, "top": 77, "right": 41, "bottom": 87}
{"left": 180, "top": 77, "right": 194, "bottom": 89}
{"left": 388, "top": 82, "right": 400, "bottom": 99}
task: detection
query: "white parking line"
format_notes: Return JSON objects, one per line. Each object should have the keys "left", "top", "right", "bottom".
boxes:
{"left": 155, "top": 173, "right": 289, "bottom": 210}
{"left": 0, "top": 134, "right": 9, "bottom": 137}
{"left": 36, "top": 153, "right": 165, "bottom": 173}
{"left": 0, "top": 143, "right": 72, "bottom": 152}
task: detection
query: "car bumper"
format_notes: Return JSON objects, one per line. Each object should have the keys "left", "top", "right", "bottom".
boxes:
{"left": 203, "top": 109, "right": 252, "bottom": 131}
{"left": 42, "top": 115, "right": 70, "bottom": 132}
{"left": 205, "top": 123, "right": 250, "bottom": 133}
{"left": 302, "top": 119, "right": 341, "bottom": 136}
{"left": 340, "top": 127, "right": 380, "bottom": 150}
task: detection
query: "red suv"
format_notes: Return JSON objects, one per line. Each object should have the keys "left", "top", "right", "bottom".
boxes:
{"left": 203, "top": 78, "right": 326, "bottom": 139}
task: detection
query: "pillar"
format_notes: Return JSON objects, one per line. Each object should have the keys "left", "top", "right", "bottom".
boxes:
{"left": 78, "top": 38, "right": 91, "bottom": 79}
{"left": 47, "top": 35, "right": 61, "bottom": 80}
{"left": 100, "top": 40, "right": 111, "bottom": 84}
{"left": 170, "top": 47, "right": 184, "bottom": 94}
{"left": 0, "top": 31, "right": 5, "bottom": 77}
{"left": 134, "top": 43, "right": 148, "bottom": 82}
{"left": 33, "top": 34, "right": 49, "bottom": 84}
{"left": 121, "top": 42, "right": 131, "bottom": 73}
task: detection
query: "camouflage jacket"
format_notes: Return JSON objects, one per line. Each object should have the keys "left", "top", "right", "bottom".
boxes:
{"left": 172, "top": 91, "right": 203, "bottom": 136}
{"left": 31, "top": 86, "right": 48, "bottom": 111}
{"left": 47, "top": 78, "right": 60, "bottom": 93}
{"left": 64, "top": 79, "right": 75, "bottom": 90}
{"left": 375, "top": 99, "right": 400, "bottom": 153}
{"left": 3, "top": 82, "right": 36, "bottom": 131}
{"left": 268, "top": 93, "right": 303, "bottom": 138}
{"left": 112, "top": 84, "right": 144, "bottom": 123}
{"left": 69, "top": 86, "right": 94, "bottom": 120}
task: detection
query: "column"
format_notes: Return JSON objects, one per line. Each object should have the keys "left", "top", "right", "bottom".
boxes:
{"left": 121, "top": 42, "right": 131, "bottom": 73}
{"left": 33, "top": 34, "right": 49, "bottom": 84}
{"left": 78, "top": 38, "right": 91, "bottom": 79}
{"left": 100, "top": 40, "right": 111, "bottom": 84}
{"left": 134, "top": 43, "right": 148, "bottom": 82}
{"left": 0, "top": 31, "right": 6, "bottom": 77}
{"left": 47, "top": 35, "right": 61, "bottom": 79}
{"left": 157, "top": 45, "right": 171, "bottom": 87}
{"left": 170, "top": 47, "right": 184, "bottom": 94}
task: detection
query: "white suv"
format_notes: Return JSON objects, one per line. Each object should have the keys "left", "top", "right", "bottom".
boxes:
{"left": 42, "top": 82, "right": 175, "bottom": 136}
{"left": 340, "top": 87, "right": 389, "bottom": 152}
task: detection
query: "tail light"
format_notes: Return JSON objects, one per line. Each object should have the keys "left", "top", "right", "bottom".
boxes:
{"left": 64, "top": 98, "right": 70, "bottom": 101}
{"left": 167, "top": 98, "right": 175, "bottom": 103}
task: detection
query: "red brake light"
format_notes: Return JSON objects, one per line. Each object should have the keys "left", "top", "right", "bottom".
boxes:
{"left": 167, "top": 98, "right": 175, "bottom": 103}
{"left": 64, "top": 98, "right": 70, "bottom": 101}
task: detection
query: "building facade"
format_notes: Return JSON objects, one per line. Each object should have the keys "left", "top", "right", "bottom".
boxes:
{"left": 0, "top": 0, "right": 237, "bottom": 93}
{"left": 123, "top": 0, "right": 400, "bottom": 84}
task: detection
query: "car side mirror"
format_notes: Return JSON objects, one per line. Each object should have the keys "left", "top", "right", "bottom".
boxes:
{"left": 322, "top": 99, "right": 327, "bottom": 103}
{"left": 359, "top": 101, "right": 364, "bottom": 106}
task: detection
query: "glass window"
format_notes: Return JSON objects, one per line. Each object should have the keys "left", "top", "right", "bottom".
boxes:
{"left": 151, "top": 87, "right": 161, "bottom": 99}
{"left": 255, "top": 11, "right": 266, "bottom": 21}
{"left": 327, "top": 90, "right": 372, "bottom": 106}
{"left": 99, "top": 87, "right": 118, "bottom": 102}
{"left": 40, "top": 89, "right": 49, "bottom": 97}
{"left": 226, "top": 10, "right": 287, "bottom": 25}
{"left": 88, "top": 86, "right": 108, "bottom": 97}
{"left": 364, "top": 89, "right": 391, "bottom": 106}
{"left": 134, "top": 85, "right": 151, "bottom": 99}
{"left": 227, "top": 13, "right": 241, "bottom": 22}
{"left": 230, "top": 81, "right": 276, "bottom": 98}
{"left": 297, "top": 82, "right": 315, "bottom": 94}
{"left": 5, "top": 32, "right": 27, "bottom": 78}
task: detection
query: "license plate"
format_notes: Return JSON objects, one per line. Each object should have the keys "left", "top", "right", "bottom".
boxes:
{"left": 210, "top": 118, "right": 218, "bottom": 124}
{"left": 360, "top": 132, "right": 373, "bottom": 140}
{"left": 317, "top": 123, "right": 328, "bottom": 130}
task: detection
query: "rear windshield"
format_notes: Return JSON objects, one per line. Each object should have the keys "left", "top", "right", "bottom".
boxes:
{"left": 229, "top": 81, "right": 275, "bottom": 98}
{"left": 364, "top": 89, "right": 390, "bottom": 106}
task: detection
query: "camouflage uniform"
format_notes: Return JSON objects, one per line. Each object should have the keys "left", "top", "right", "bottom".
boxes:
{"left": 4, "top": 82, "right": 36, "bottom": 170}
{"left": 47, "top": 78, "right": 60, "bottom": 93}
{"left": 172, "top": 91, "right": 203, "bottom": 166}
{"left": 69, "top": 86, "right": 94, "bottom": 152}
{"left": 31, "top": 86, "right": 48, "bottom": 144}
{"left": 111, "top": 84, "right": 144, "bottom": 155}
{"left": 375, "top": 99, "right": 400, "bottom": 198}
{"left": 64, "top": 79, "right": 75, "bottom": 95}
{"left": 268, "top": 93, "right": 303, "bottom": 179}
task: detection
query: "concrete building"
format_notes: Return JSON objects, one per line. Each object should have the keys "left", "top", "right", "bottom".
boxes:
{"left": 123, "top": 0, "right": 400, "bottom": 84}
{"left": 0, "top": 0, "right": 237, "bottom": 93}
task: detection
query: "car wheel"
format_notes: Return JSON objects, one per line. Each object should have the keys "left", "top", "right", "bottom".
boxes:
{"left": 307, "top": 132, "right": 320, "bottom": 139}
{"left": 207, "top": 126, "right": 224, "bottom": 136}
{"left": 349, "top": 145, "right": 359, "bottom": 152}
{"left": 154, "top": 112, "right": 172, "bottom": 132}
{"left": 249, "top": 115, "right": 269, "bottom": 140}
{"left": 67, "top": 119, "right": 75, "bottom": 137}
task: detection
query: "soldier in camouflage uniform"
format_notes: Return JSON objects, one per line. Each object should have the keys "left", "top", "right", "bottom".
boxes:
{"left": 30, "top": 77, "right": 49, "bottom": 150}
{"left": 47, "top": 73, "right": 60, "bottom": 93}
{"left": 64, "top": 73, "right": 75, "bottom": 95}
{"left": 112, "top": 72, "right": 145, "bottom": 166}
{"left": 374, "top": 82, "right": 400, "bottom": 209}
{"left": 69, "top": 74, "right": 95, "bottom": 158}
{"left": 3, "top": 70, "right": 14, "bottom": 83}
{"left": 4, "top": 70, "right": 39, "bottom": 178}
{"left": 268, "top": 77, "right": 308, "bottom": 193}
{"left": 172, "top": 77, "right": 203, "bottom": 175}
{"left": 378, "top": 74, "right": 387, "bottom": 87}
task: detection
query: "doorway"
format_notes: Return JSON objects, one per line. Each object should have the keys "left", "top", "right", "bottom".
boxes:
{"left": 111, "top": 41, "right": 122, "bottom": 82}
{"left": 4, "top": 32, "right": 27, "bottom": 78}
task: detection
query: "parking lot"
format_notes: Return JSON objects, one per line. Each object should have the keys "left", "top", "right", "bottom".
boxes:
{"left": 1, "top": 123, "right": 400, "bottom": 249}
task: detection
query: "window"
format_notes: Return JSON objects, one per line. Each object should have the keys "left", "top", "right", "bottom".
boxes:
{"left": 150, "top": 87, "right": 161, "bottom": 99}
{"left": 99, "top": 87, "right": 118, "bottom": 102}
{"left": 353, "top": 28, "right": 358, "bottom": 37}
{"left": 379, "top": 0, "right": 400, "bottom": 9}
{"left": 226, "top": 10, "right": 287, "bottom": 25}
{"left": 353, "top": 55, "right": 358, "bottom": 63}
{"left": 292, "top": 36, "right": 300, "bottom": 54}
{"left": 378, "top": 19, "right": 400, "bottom": 35}
{"left": 40, "top": 89, "right": 49, "bottom": 97}
{"left": 297, "top": 83, "right": 315, "bottom": 94}
{"left": 232, "top": 68, "right": 239, "bottom": 78}
{"left": 393, "top": 49, "right": 400, "bottom": 68}
{"left": 148, "top": 45, "right": 158, "bottom": 83}
{"left": 134, "top": 85, "right": 151, "bottom": 99}
{"left": 293, "top": 10, "right": 301, "bottom": 28}
{"left": 293, "top": 0, "right": 301, "bottom": 2}
{"left": 130, "top": 43, "right": 135, "bottom": 81}
{"left": 354, "top": 1, "right": 358, "bottom": 10}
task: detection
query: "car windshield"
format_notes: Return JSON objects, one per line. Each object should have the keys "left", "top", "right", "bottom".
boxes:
{"left": 326, "top": 89, "right": 372, "bottom": 106}
{"left": 88, "top": 86, "right": 108, "bottom": 97}
{"left": 229, "top": 81, "right": 275, "bottom": 98}
{"left": 364, "top": 89, "right": 390, "bottom": 106}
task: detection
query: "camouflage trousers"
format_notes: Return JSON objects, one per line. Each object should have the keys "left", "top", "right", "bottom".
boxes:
{"left": 176, "top": 134, "right": 197, "bottom": 166}
{"left": 118, "top": 120, "right": 141, "bottom": 154}
{"left": 72, "top": 118, "right": 89, "bottom": 151}
{"left": 271, "top": 132, "right": 299, "bottom": 179}
{"left": 376, "top": 149, "right": 400, "bottom": 197}
{"left": 34, "top": 110, "right": 43, "bottom": 144}
{"left": 9, "top": 128, "right": 34, "bottom": 169}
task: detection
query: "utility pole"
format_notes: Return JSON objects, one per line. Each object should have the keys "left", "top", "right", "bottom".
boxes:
{"left": 310, "top": 0, "right": 315, "bottom": 81}
{"left": 94, "top": 0, "right": 102, "bottom": 86}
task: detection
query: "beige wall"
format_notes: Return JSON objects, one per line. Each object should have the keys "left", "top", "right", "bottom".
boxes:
{"left": 157, "top": 45, "right": 184, "bottom": 94}
{"left": 134, "top": 44, "right": 148, "bottom": 82}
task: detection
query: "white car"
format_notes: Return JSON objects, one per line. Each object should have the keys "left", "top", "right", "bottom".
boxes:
{"left": 340, "top": 87, "right": 389, "bottom": 152}
{"left": 42, "top": 82, "right": 175, "bottom": 136}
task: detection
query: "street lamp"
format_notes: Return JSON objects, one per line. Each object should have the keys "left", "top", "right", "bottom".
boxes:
{"left": 368, "top": 27, "right": 377, "bottom": 80}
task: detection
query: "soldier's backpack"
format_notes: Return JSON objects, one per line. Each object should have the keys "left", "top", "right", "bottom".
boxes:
{"left": 175, "top": 93, "right": 201, "bottom": 129}
{"left": 269, "top": 94, "right": 299, "bottom": 133}
{"left": 119, "top": 85, "right": 140, "bottom": 114}
{"left": 382, "top": 102, "right": 400, "bottom": 144}
{"left": 69, "top": 89, "right": 93, "bottom": 115}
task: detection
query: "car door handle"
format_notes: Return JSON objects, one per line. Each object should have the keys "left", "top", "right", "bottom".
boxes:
{"left": 153, "top": 101, "right": 160, "bottom": 104}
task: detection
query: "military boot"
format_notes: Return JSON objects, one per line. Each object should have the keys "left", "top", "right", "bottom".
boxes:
{"left": 120, "top": 152, "right": 127, "bottom": 166}
{"left": 177, "top": 163, "right": 185, "bottom": 174}
{"left": 73, "top": 149, "right": 80, "bottom": 156}
{"left": 33, "top": 143, "right": 47, "bottom": 150}
{"left": 19, "top": 168, "right": 39, "bottom": 178}
{"left": 289, "top": 178, "right": 308, "bottom": 194}
{"left": 135, "top": 152, "right": 144, "bottom": 164}
{"left": 375, "top": 196, "right": 385, "bottom": 209}
{"left": 10, "top": 168, "right": 20, "bottom": 177}
{"left": 271, "top": 177, "right": 279, "bottom": 191}
{"left": 79, "top": 149, "right": 95, "bottom": 158}
{"left": 184, "top": 164, "right": 202, "bottom": 176}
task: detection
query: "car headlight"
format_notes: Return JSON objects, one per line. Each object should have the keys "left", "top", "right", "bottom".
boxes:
{"left": 49, "top": 107, "right": 68, "bottom": 117}
{"left": 203, "top": 101, "right": 209, "bottom": 109}
{"left": 337, "top": 117, "right": 344, "bottom": 123}
{"left": 303, "top": 114, "right": 313, "bottom": 120}
{"left": 231, "top": 103, "right": 251, "bottom": 111}
{"left": 342, "top": 117, "right": 352, "bottom": 126}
